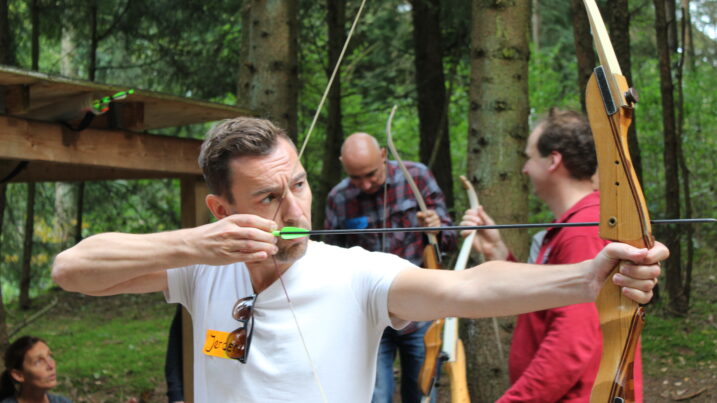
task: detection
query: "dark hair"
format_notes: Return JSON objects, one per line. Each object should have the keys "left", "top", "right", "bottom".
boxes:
{"left": 0, "top": 336, "right": 45, "bottom": 399}
{"left": 535, "top": 108, "right": 597, "bottom": 180}
{"left": 198, "top": 117, "right": 295, "bottom": 203}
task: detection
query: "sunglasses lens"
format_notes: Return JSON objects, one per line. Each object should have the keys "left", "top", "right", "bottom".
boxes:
{"left": 228, "top": 294, "right": 255, "bottom": 363}
{"left": 226, "top": 328, "right": 247, "bottom": 360}
{"left": 232, "top": 297, "right": 254, "bottom": 320}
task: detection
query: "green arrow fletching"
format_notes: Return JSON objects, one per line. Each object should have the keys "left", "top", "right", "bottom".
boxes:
{"left": 272, "top": 227, "right": 310, "bottom": 239}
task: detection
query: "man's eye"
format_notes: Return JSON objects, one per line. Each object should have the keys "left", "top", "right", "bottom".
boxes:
{"left": 261, "top": 195, "right": 276, "bottom": 204}
{"left": 294, "top": 181, "right": 305, "bottom": 190}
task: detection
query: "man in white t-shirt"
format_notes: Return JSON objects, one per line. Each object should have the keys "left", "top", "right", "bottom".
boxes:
{"left": 52, "top": 117, "right": 667, "bottom": 403}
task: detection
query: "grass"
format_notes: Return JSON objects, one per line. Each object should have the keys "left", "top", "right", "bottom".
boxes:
{"left": 2, "top": 257, "right": 715, "bottom": 402}
{"left": 5, "top": 289, "right": 175, "bottom": 403}
{"left": 639, "top": 256, "right": 717, "bottom": 402}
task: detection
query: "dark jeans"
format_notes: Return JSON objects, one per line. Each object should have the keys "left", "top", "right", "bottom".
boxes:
{"left": 371, "top": 322, "right": 432, "bottom": 403}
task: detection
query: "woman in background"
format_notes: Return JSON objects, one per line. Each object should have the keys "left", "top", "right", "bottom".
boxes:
{"left": 0, "top": 335, "right": 70, "bottom": 403}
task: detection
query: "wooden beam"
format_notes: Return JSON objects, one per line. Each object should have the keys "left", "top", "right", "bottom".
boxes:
{"left": 0, "top": 160, "right": 195, "bottom": 182}
{"left": 1, "top": 85, "right": 30, "bottom": 114}
{"left": 180, "top": 178, "right": 210, "bottom": 403}
{"left": 0, "top": 116, "right": 202, "bottom": 175}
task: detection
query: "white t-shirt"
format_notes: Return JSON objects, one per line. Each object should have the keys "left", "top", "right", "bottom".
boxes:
{"left": 166, "top": 240, "right": 415, "bottom": 403}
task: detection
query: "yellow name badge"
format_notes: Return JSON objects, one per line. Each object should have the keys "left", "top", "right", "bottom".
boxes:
{"left": 203, "top": 329, "right": 241, "bottom": 359}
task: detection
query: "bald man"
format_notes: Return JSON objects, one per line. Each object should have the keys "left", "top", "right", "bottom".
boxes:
{"left": 324, "top": 132, "right": 456, "bottom": 403}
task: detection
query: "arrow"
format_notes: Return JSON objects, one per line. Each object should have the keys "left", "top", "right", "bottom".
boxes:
{"left": 271, "top": 218, "right": 715, "bottom": 239}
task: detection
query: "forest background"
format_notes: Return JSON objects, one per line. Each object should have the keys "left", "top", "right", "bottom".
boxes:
{"left": 0, "top": 0, "right": 715, "bottom": 402}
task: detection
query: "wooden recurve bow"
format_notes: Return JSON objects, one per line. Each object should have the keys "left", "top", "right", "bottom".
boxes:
{"left": 582, "top": 1, "right": 653, "bottom": 402}
{"left": 418, "top": 176, "right": 479, "bottom": 403}
{"left": 433, "top": 175, "right": 478, "bottom": 403}
{"left": 384, "top": 106, "right": 445, "bottom": 400}
{"left": 385, "top": 105, "right": 443, "bottom": 268}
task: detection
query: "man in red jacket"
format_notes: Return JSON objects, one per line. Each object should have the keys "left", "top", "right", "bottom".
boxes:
{"left": 461, "top": 108, "right": 643, "bottom": 402}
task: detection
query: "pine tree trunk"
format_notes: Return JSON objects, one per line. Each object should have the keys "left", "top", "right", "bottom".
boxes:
{"left": 606, "top": 0, "right": 643, "bottom": 183}
{"left": 465, "top": 0, "right": 531, "bottom": 399}
{"left": 411, "top": 0, "right": 454, "bottom": 209}
{"left": 665, "top": 0, "right": 678, "bottom": 52}
{"left": 532, "top": 0, "right": 540, "bottom": 51}
{"left": 680, "top": 0, "right": 694, "bottom": 71}
{"left": 0, "top": 184, "right": 10, "bottom": 351}
{"left": 0, "top": 0, "right": 13, "bottom": 350}
{"left": 31, "top": 0, "right": 39, "bottom": 70}
{"left": 75, "top": 182, "right": 85, "bottom": 244}
{"left": 0, "top": 0, "right": 16, "bottom": 65}
{"left": 55, "top": 26, "right": 80, "bottom": 249}
{"left": 89, "top": 0, "right": 98, "bottom": 81}
{"left": 675, "top": 0, "right": 694, "bottom": 309}
{"left": 313, "top": 0, "right": 346, "bottom": 230}
{"left": 20, "top": 183, "right": 35, "bottom": 310}
{"left": 653, "top": 0, "right": 686, "bottom": 315}
{"left": 237, "top": 0, "right": 299, "bottom": 141}
{"left": 570, "top": 0, "right": 596, "bottom": 113}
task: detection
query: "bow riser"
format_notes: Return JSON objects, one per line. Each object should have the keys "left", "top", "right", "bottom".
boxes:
{"left": 587, "top": 72, "right": 653, "bottom": 248}
{"left": 586, "top": 68, "right": 653, "bottom": 402}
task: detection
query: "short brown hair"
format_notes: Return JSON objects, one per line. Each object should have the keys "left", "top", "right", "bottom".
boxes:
{"left": 536, "top": 108, "right": 596, "bottom": 180}
{"left": 198, "top": 117, "right": 294, "bottom": 202}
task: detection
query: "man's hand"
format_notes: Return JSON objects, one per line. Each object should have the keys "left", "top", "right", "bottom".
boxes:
{"left": 588, "top": 241, "right": 668, "bottom": 304}
{"left": 189, "top": 214, "right": 279, "bottom": 266}
{"left": 416, "top": 209, "right": 441, "bottom": 236}
{"left": 460, "top": 207, "right": 509, "bottom": 260}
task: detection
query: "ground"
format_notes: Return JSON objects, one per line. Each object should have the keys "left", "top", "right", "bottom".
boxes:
{"left": 5, "top": 277, "right": 715, "bottom": 402}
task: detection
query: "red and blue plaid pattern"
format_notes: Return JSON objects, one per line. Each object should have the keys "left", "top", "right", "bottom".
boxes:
{"left": 324, "top": 160, "right": 456, "bottom": 267}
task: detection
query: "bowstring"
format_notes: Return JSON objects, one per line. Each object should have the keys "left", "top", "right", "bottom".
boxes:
{"left": 270, "top": 0, "right": 368, "bottom": 401}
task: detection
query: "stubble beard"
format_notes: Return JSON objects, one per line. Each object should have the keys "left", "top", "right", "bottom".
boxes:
{"left": 274, "top": 219, "right": 310, "bottom": 262}
{"left": 275, "top": 240, "right": 307, "bottom": 263}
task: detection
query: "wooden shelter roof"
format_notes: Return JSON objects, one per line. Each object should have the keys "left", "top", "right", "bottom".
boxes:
{"left": 0, "top": 65, "right": 255, "bottom": 182}
{"left": 0, "top": 65, "right": 252, "bottom": 130}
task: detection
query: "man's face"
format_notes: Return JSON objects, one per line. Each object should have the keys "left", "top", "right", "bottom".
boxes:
{"left": 13, "top": 342, "right": 57, "bottom": 391}
{"left": 341, "top": 148, "right": 387, "bottom": 195}
{"left": 226, "top": 138, "right": 312, "bottom": 263}
{"left": 522, "top": 125, "right": 552, "bottom": 200}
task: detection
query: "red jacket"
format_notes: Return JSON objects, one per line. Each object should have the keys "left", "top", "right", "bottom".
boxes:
{"left": 498, "top": 192, "right": 643, "bottom": 402}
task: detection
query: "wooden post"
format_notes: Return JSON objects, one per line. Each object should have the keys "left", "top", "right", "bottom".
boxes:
{"left": 179, "top": 177, "right": 210, "bottom": 403}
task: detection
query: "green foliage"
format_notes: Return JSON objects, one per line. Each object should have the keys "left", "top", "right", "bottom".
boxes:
{"left": 0, "top": 180, "right": 181, "bottom": 304}
{"left": 642, "top": 261, "right": 717, "bottom": 372}
{"left": 528, "top": 43, "right": 581, "bottom": 118}
{"left": 0, "top": 0, "right": 715, "bottom": 399}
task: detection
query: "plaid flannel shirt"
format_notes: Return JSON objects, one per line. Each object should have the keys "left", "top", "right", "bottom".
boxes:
{"left": 323, "top": 160, "right": 456, "bottom": 267}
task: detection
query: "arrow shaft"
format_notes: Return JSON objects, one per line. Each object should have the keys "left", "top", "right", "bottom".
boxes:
{"left": 277, "top": 218, "right": 715, "bottom": 238}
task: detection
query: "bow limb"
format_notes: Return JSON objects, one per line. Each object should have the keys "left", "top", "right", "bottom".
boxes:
{"left": 385, "top": 106, "right": 444, "bottom": 398}
{"left": 583, "top": 1, "right": 653, "bottom": 402}
{"left": 439, "top": 176, "right": 480, "bottom": 402}
{"left": 385, "top": 105, "right": 441, "bottom": 266}
{"left": 453, "top": 177, "right": 504, "bottom": 365}
{"left": 418, "top": 176, "right": 478, "bottom": 401}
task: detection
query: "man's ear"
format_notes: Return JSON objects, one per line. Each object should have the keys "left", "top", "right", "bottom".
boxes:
{"left": 205, "top": 194, "right": 231, "bottom": 220}
{"left": 380, "top": 147, "right": 387, "bottom": 160}
{"left": 10, "top": 369, "right": 24, "bottom": 384}
{"left": 548, "top": 151, "right": 562, "bottom": 172}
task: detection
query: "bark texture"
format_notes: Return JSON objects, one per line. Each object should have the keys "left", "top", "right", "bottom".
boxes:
{"left": 313, "top": 0, "right": 346, "bottom": 230}
{"left": 411, "top": 0, "right": 454, "bottom": 209}
{"left": 654, "top": 0, "right": 687, "bottom": 315}
{"left": 606, "top": 0, "right": 643, "bottom": 183}
{"left": 238, "top": 0, "right": 299, "bottom": 140}
{"left": 464, "top": 0, "right": 532, "bottom": 400}
{"left": 570, "top": 0, "right": 596, "bottom": 113}
{"left": 20, "top": 183, "right": 35, "bottom": 310}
